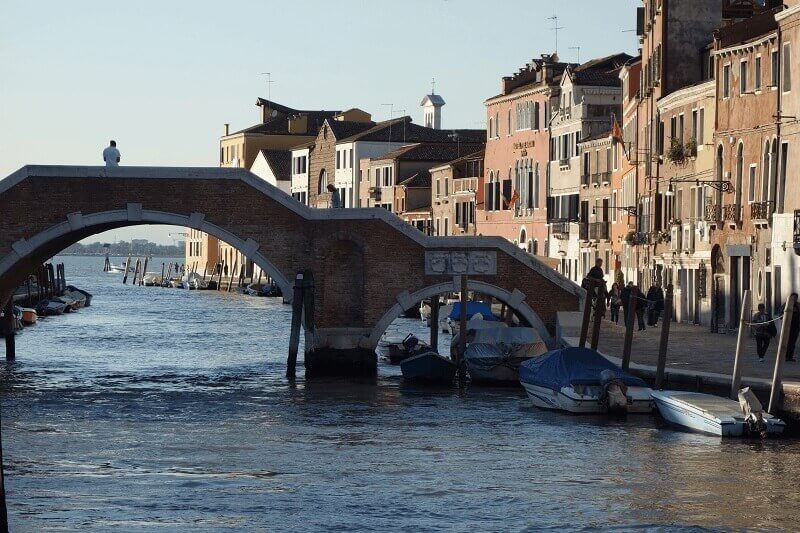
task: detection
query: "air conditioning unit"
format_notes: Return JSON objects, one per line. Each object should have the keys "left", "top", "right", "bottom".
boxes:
{"left": 683, "top": 223, "right": 695, "bottom": 252}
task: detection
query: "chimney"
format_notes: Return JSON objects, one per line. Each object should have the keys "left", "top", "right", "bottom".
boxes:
{"left": 224, "top": 123, "right": 230, "bottom": 136}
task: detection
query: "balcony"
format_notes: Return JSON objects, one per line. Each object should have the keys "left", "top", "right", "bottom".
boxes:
{"left": 579, "top": 222, "right": 589, "bottom": 241}
{"left": 705, "top": 203, "right": 721, "bottom": 222}
{"left": 589, "top": 221, "right": 610, "bottom": 241}
{"left": 722, "top": 204, "right": 741, "bottom": 224}
{"left": 452, "top": 178, "right": 478, "bottom": 194}
{"left": 551, "top": 220, "right": 571, "bottom": 239}
{"left": 751, "top": 201, "right": 774, "bottom": 223}
{"left": 559, "top": 158, "right": 570, "bottom": 169}
{"left": 591, "top": 172, "right": 612, "bottom": 187}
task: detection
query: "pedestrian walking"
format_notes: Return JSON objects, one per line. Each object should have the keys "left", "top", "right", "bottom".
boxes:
{"left": 103, "top": 140, "right": 121, "bottom": 167}
{"left": 646, "top": 282, "right": 665, "bottom": 326}
{"left": 608, "top": 283, "right": 622, "bottom": 325}
{"left": 327, "top": 183, "right": 342, "bottom": 208}
{"left": 751, "top": 303, "right": 776, "bottom": 363}
{"left": 635, "top": 289, "right": 647, "bottom": 331}
{"left": 621, "top": 281, "right": 633, "bottom": 326}
{"left": 786, "top": 293, "right": 800, "bottom": 362}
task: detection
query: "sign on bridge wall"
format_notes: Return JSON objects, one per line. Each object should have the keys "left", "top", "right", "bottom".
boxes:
{"left": 425, "top": 251, "right": 497, "bottom": 276}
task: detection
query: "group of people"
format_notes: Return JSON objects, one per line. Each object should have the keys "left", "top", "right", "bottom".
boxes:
{"left": 586, "top": 259, "right": 665, "bottom": 332}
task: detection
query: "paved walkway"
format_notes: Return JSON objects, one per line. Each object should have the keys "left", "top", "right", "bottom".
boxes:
{"left": 590, "top": 316, "right": 800, "bottom": 383}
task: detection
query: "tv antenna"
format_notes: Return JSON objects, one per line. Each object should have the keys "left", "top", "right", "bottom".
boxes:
{"left": 431, "top": 77, "right": 436, "bottom": 94}
{"left": 568, "top": 46, "right": 580, "bottom": 63}
{"left": 260, "top": 72, "right": 275, "bottom": 100}
{"left": 548, "top": 16, "right": 564, "bottom": 55}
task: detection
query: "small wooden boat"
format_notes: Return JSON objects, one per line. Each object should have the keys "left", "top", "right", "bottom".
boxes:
{"left": 651, "top": 389, "right": 785, "bottom": 437}
{"left": 62, "top": 289, "right": 86, "bottom": 309}
{"left": 463, "top": 326, "right": 548, "bottom": 385}
{"left": 520, "top": 347, "right": 653, "bottom": 414}
{"left": 53, "top": 295, "right": 78, "bottom": 312}
{"left": 21, "top": 308, "right": 38, "bottom": 325}
{"left": 66, "top": 285, "right": 92, "bottom": 306}
{"left": 42, "top": 300, "right": 67, "bottom": 316}
{"left": 400, "top": 351, "right": 457, "bottom": 384}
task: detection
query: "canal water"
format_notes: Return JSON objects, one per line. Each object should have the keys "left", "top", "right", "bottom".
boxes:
{"left": 3, "top": 256, "right": 800, "bottom": 531}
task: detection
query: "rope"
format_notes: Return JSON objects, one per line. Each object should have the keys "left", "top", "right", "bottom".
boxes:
{"left": 744, "top": 314, "right": 784, "bottom": 326}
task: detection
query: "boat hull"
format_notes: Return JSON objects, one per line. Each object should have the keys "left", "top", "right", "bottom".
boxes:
{"left": 465, "top": 360, "right": 522, "bottom": 384}
{"left": 400, "top": 352, "right": 457, "bottom": 384}
{"left": 651, "top": 391, "right": 785, "bottom": 437}
{"left": 522, "top": 382, "right": 653, "bottom": 414}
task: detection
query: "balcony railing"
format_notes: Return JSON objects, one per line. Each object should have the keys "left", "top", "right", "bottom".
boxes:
{"left": 551, "top": 220, "right": 571, "bottom": 239}
{"left": 751, "top": 201, "right": 775, "bottom": 221}
{"left": 722, "top": 204, "right": 741, "bottom": 223}
{"left": 589, "top": 221, "right": 610, "bottom": 241}
{"left": 452, "top": 177, "right": 478, "bottom": 194}
{"left": 579, "top": 223, "right": 589, "bottom": 241}
{"left": 705, "top": 203, "right": 721, "bottom": 222}
{"left": 559, "top": 158, "right": 570, "bottom": 168}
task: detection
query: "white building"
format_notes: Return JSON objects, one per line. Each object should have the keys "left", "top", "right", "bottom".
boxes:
{"left": 290, "top": 145, "right": 310, "bottom": 205}
{"left": 249, "top": 149, "right": 291, "bottom": 196}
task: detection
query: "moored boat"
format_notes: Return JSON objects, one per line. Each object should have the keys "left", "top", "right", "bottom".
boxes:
{"left": 445, "top": 302, "right": 500, "bottom": 336}
{"left": 400, "top": 351, "right": 457, "bottom": 385}
{"left": 21, "top": 308, "right": 38, "bottom": 325}
{"left": 53, "top": 295, "right": 77, "bottom": 312}
{"left": 381, "top": 334, "right": 432, "bottom": 365}
{"left": 462, "top": 326, "right": 548, "bottom": 384}
{"left": 651, "top": 389, "right": 785, "bottom": 437}
{"left": 519, "top": 347, "right": 653, "bottom": 414}
{"left": 66, "top": 285, "right": 92, "bottom": 306}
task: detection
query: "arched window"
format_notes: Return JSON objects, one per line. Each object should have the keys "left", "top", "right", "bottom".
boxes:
{"left": 519, "top": 227, "right": 527, "bottom": 244}
{"left": 735, "top": 142, "right": 743, "bottom": 218}
{"left": 533, "top": 239, "right": 539, "bottom": 256}
{"left": 318, "top": 169, "right": 327, "bottom": 194}
{"left": 762, "top": 140, "right": 770, "bottom": 203}
{"left": 771, "top": 138, "right": 780, "bottom": 210}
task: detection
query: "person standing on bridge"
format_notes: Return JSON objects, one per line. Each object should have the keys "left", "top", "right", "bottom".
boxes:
{"left": 103, "top": 140, "right": 121, "bottom": 167}
{"left": 327, "top": 183, "right": 342, "bottom": 208}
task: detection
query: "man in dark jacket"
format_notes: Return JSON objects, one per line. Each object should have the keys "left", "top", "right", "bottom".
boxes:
{"left": 786, "top": 293, "right": 800, "bottom": 361}
{"left": 587, "top": 258, "right": 605, "bottom": 283}
{"left": 646, "top": 282, "right": 665, "bottom": 326}
{"left": 620, "top": 281, "right": 633, "bottom": 326}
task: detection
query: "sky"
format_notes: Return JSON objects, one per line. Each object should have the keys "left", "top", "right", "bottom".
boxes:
{"left": 0, "top": 0, "right": 640, "bottom": 245}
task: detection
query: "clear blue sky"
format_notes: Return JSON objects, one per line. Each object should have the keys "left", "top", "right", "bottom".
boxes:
{"left": 0, "top": 0, "right": 640, "bottom": 245}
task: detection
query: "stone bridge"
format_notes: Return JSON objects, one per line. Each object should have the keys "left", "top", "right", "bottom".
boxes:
{"left": 0, "top": 166, "right": 583, "bottom": 375}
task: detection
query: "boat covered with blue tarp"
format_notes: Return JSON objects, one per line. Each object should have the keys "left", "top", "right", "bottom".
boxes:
{"left": 519, "top": 347, "right": 652, "bottom": 413}
{"left": 447, "top": 302, "right": 498, "bottom": 321}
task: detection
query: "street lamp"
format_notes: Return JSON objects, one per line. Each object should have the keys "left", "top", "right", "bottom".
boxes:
{"left": 663, "top": 179, "right": 734, "bottom": 197}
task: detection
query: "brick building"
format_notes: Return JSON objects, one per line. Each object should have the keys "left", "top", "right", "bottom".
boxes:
{"left": 482, "top": 55, "right": 568, "bottom": 253}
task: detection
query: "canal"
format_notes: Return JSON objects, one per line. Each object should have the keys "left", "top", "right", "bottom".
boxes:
{"left": 2, "top": 256, "right": 800, "bottom": 530}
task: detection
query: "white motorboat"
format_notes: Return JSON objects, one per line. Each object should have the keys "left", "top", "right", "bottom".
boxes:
{"left": 519, "top": 347, "right": 653, "bottom": 414}
{"left": 651, "top": 389, "right": 785, "bottom": 437}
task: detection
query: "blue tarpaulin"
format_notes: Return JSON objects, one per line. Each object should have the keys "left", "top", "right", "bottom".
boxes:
{"left": 519, "top": 347, "right": 646, "bottom": 391}
{"left": 447, "top": 302, "right": 498, "bottom": 321}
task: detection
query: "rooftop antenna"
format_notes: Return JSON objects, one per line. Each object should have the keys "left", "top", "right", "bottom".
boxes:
{"left": 431, "top": 77, "right": 436, "bottom": 95}
{"left": 548, "top": 15, "right": 564, "bottom": 55}
{"left": 382, "top": 103, "right": 395, "bottom": 142}
{"left": 568, "top": 46, "right": 580, "bottom": 64}
{"left": 259, "top": 72, "right": 275, "bottom": 100}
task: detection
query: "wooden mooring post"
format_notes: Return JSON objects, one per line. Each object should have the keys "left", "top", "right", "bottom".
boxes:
{"left": 141, "top": 257, "right": 149, "bottom": 286}
{"left": 122, "top": 255, "right": 132, "bottom": 284}
{"left": 655, "top": 284, "right": 674, "bottom": 390}
{"left": 3, "top": 300, "right": 15, "bottom": 361}
{"left": 287, "top": 272, "right": 307, "bottom": 380}
{"left": 457, "top": 275, "right": 468, "bottom": 387}
{"left": 769, "top": 293, "right": 796, "bottom": 414}
{"left": 227, "top": 259, "right": 238, "bottom": 292}
{"left": 578, "top": 278, "right": 594, "bottom": 348}
{"left": 621, "top": 285, "right": 638, "bottom": 371}
{"left": 590, "top": 282, "right": 606, "bottom": 351}
{"left": 429, "top": 296, "right": 440, "bottom": 350}
{"left": 730, "top": 289, "right": 751, "bottom": 399}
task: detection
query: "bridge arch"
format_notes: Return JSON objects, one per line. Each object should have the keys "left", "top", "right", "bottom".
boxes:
{"left": 367, "top": 279, "right": 555, "bottom": 349}
{"left": 0, "top": 208, "right": 293, "bottom": 300}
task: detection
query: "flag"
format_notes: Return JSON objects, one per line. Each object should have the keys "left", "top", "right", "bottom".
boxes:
{"left": 612, "top": 117, "right": 624, "bottom": 144}
{"left": 503, "top": 190, "right": 520, "bottom": 209}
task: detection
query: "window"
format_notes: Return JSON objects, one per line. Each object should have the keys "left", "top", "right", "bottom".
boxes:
{"left": 488, "top": 118, "right": 493, "bottom": 139}
{"left": 723, "top": 64, "right": 730, "bottom": 98}
{"left": 698, "top": 108, "right": 705, "bottom": 144}
{"left": 740, "top": 60, "right": 748, "bottom": 94}
{"left": 748, "top": 164, "right": 757, "bottom": 203}
{"left": 678, "top": 113, "right": 685, "bottom": 145}
{"left": 508, "top": 108, "right": 512, "bottom": 135}
{"left": 349, "top": 149, "right": 353, "bottom": 168}
{"left": 444, "top": 218, "right": 449, "bottom": 236}
{"left": 336, "top": 150, "right": 341, "bottom": 169}
{"left": 783, "top": 43, "right": 792, "bottom": 92}
{"left": 771, "top": 49, "right": 779, "bottom": 88}
{"left": 691, "top": 109, "right": 698, "bottom": 142}
{"left": 755, "top": 56, "right": 762, "bottom": 91}
{"left": 495, "top": 112, "right": 499, "bottom": 137}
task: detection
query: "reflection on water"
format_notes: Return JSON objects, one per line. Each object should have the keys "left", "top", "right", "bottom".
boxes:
{"left": 2, "top": 256, "right": 800, "bottom": 531}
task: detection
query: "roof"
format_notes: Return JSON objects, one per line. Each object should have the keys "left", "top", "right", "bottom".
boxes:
{"left": 339, "top": 117, "right": 486, "bottom": 144}
{"left": 420, "top": 94, "right": 446, "bottom": 106}
{"left": 327, "top": 119, "right": 376, "bottom": 140}
{"left": 567, "top": 53, "right": 633, "bottom": 87}
{"left": 715, "top": 6, "right": 781, "bottom": 49}
{"left": 397, "top": 170, "right": 432, "bottom": 188}
{"left": 228, "top": 99, "right": 342, "bottom": 137}
{"left": 259, "top": 149, "right": 291, "bottom": 181}
{"left": 373, "top": 142, "right": 485, "bottom": 163}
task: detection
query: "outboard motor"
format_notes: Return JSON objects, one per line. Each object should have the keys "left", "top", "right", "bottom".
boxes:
{"left": 738, "top": 387, "right": 768, "bottom": 438}
{"left": 599, "top": 369, "right": 629, "bottom": 412}
{"left": 401, "top": 334, "right": 419, "bottom": 352}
